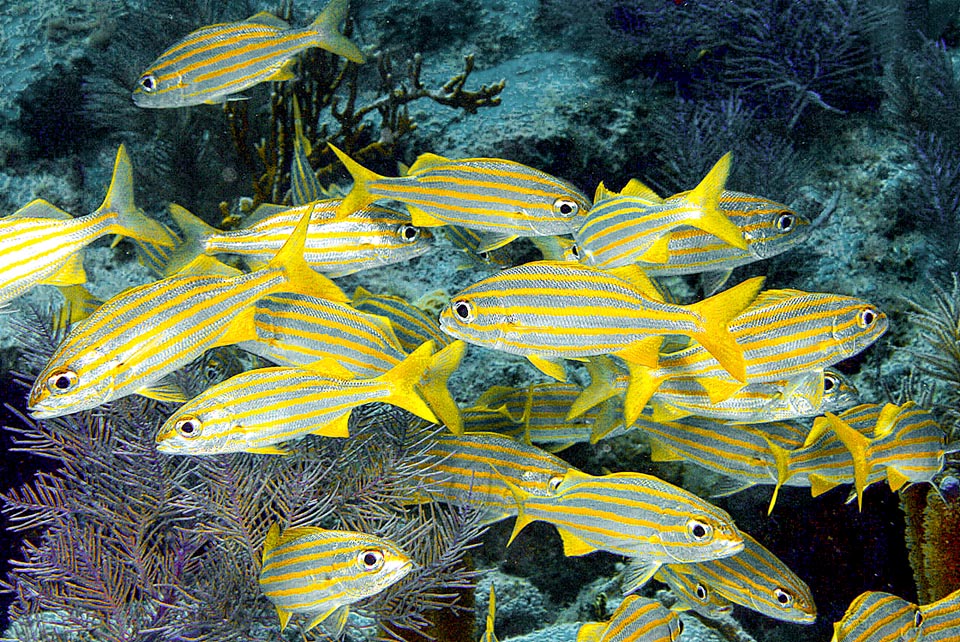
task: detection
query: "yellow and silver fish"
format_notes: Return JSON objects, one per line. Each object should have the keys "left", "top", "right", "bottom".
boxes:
{"left": 653, "top": 565, "right": 734, "bottom": 619}
{"left": 440, "top": 260, "right": 762, "bottom": 404}
{"left": 290, "top": 96, "right": 322, "bottom": 206}
{"left": 576, "top": 595, "right": 683, "bottom": 642}
{"left": 351, "top": 286, "right": 452, "bottom": 353}
{"left": 832, "top": 591, "right": 923, "bottom": 642}
{"left": 259, "top": 523, "right": 412, "bottom": 634}
{"left": 572, "top": 154, "right": 747, "bottom": 270}
{"left": 0, "top": 145, "right": 173, "bottom": 323}
{"left": 133, "top": 0, "right": 364, "bottom": 108}
{"left": 329, "top": 145, "right": 591, "bottom": 251}
{"left": 156, "top": 341, "right": 457, "bottom": 454}
{"left": 442, "top": 225, "right": 514, "bottom": 270}
{"left": 917, "top": 586, "right": 960, "bottom": 641}
{"left": 165, "top": 200, "right": 432, "bottom": 278}
{"left": 28, "top": 207, "right": 346, "bottom": 419}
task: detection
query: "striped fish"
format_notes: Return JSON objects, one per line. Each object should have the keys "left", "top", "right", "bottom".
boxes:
{"left": 653, "top": 565, "right": 734, "bottom": 619}
{"left": 832, "top": 591, "right": 922, "bottom": 642}
{"left": 259, "top": 523, "right": 412, "bottom": 634}
{"left": 652, "top": 532, "right": 816, "bottom": 624}
{"left": 237, "top": 292, "right": 466, "bottom": 433}
{"left": 290, "top": 96, "right": 322, "bottom": 206}
{"left": 0, "top": 145, "right": 173, "bottom": 323}
{"left": 918, "top": 587, "right": 960, "bottom": 641}
{"left": 439, "top": 260, "right": 762, "bottom": 411}
{"left": 132, "top": 0, "right": 364, "bottom": 108}
{"left": 808, "top": 402, "right": 946, "bottom": 509}
{"left": 411, "top": 431, "right": 572, "bottom": 525}
{"left": 329, "top": 145, "right": 591, "bottom": 251}
{"left": 164, "top": 199, "right": 432, "bottom": 278}
{"left": 465, "top": 383, "right": 621, "bottom": 452}
{"left": 156, "top": 341, "right": 455, "bottom": 454}
{"left": 503, "top": 468, "right": 744, "bottom": 578}
{"left": 625, "top": 288, "right": 887, "bottom": 412}
{"left": 28, "top": 207, "right": 347, "bottom": 419}
{"left": 573, "top": 153, "right": 748, "bottom": 270}
{"left": 443, "top": 225, "right": 514, "bottom": 270}
{"left": 351, "top": 286, "right": 452, "bottom": 353}
{"left": 576, "top": 595, "right": 683, "bottom": 642}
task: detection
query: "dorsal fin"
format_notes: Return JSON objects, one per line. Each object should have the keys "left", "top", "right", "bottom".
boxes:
{"left": 407, "top": 152, "right": 451, "bottom": 174}
{"left": 242, "top": 11, "right": 289, "bottom": 28}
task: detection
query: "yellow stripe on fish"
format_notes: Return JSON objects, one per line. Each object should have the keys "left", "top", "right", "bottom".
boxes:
{"left": 259, "top": 523, "right": 411, "bottom": 634}
{"left": 573, "top": 153, "right": 748, "bottom": 270}
{"left": 28, "top": 205, "right": 347, "bottom": 419}
{"left": 156, "top": 341, "right": 455, "bottom": 454}
{"left": 652, "top": 565, "right": 734, "bottom": 619}
{"left": 0, "top": 145, "right": 173, "bottom": 315}
{"left": 440, "top": 260, "right": 762, "bottom": 415}
{"left": 501, "top": 468, "right": 744, "bottom": 578}
{"left": 351, "top": 286, "right": 452, "bottom": 353}
{"left": 290, "top": 96, "right": 322, "bottom": 206}
{"left": 411, "top": 431, "right": 572, "bottom": 525}
{"left": 165, "top": 199, "right": 431, "bottom": 278}
{"left": 329, "top": 144, "right": 591, "bottom": 250}
{"left": 133, "top": 0, "right": 364, "bottom": 108}
{"left": 832, "top": 591, "right": 922, "bottom": 642}
{"left": 576, "top": 595, "right": 682, "bottom": 642}
{"left": 918, "top": 586, "right": 960, "bottom": 642}
{"left": 443, "top": 225, "right": 514, "bottom": 270}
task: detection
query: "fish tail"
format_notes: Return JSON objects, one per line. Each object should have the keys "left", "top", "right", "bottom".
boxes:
{"left": 820, "top": 412, "right": 872, "bottom": 511}
{"left": 684, "top": 152, "right": 748, "bottom": 251}
{"left": 97, "top": 144, "right": 176, "bottom": 248}
{"left": 381, "top": 341, "right": 441, "bottom": 424}
{"left": 623, "top": 361, "right": 666, "bottom": 428}
{"left": 308, "top": 0, "right": 365, "bottom": 63}
{"left": 763, "top": 437, "right": 792, "bottom": 515}
{"left": 328, "top": 143, "right": 383, "bottom": 218}
{"left": 688, "top": 276, "right": 765, "bottom": 382}
{"left": 414, "top": 340, "right": 466, "bottom": 434}
{"left": 489, "top": 463, "right": 534, "bottom": 547}
{"left": 568, "top": 356, "right": 621, "bottom": 421}
{"left": 164, "top": 204, "right": 220, "bottom": 276}
{"left": 267, "top": 204, "right": 350, "bottom": 303}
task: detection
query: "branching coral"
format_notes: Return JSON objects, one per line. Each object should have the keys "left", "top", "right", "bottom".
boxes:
{"left": 1, "top": 309, "right": 487, "bottom": 641}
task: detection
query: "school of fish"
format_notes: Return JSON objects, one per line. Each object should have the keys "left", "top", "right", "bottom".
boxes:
{"left": 2, "top": 0, "right": 954, "bottom": 637}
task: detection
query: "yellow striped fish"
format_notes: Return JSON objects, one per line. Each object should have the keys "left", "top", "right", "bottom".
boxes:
{"left": 329, "top": 145, "right": 591, "bottom": 251}
{"left": 0, "top": 145, "right": 173, "bottom": 322}
{"left": 164, "top": 200, "right": 431, "bottom": 278}
{"left": 917, "top": 586, "right": 960, "bottom": 641}
{"left": 464, "top": 383, "right": 621, "bottom": 452}
{"left": 290, "top": 96, "right": 322, "bottom": 206}
{"left": 653, "top": 565, "right": 734, "bottom": 619}
{"left": 439, "top": 260, "right": 762, "bottom": 400}
{"left": 237, "top": 292, "right": 466, "bottom": 433}
{"left": 650, "top": 532, "right": 816, "bottom": 624}
{"left": 28, "top": 207, "right": 346, "bottom": 419}
{"left": 442, "top": 225, "right": 514, "bottom": 270}
{"left": 572, "top": 153, "right": 748, "bottom": 270}
{"left": 259, "top": 523, "right": 412, "bottom": 634}
{"left": 411, "top": 431, "right": 572, "bottom": 525}
{"left": 351, "top": 286, "right": 452, "bottom": 353}
{"left": 502, "top": 468, "right": 744, "bottom": 581}
{"left": 576, "top": 595, "right": 683, "bottom": 642}
{"left": 156, "top": 341, "right": 454, "bottom": 454}
{"left": 832, "top": 591, "right": 922, "bottom": 642}
{"left": 133, "top": 0, "right": 364, "bottom": 108}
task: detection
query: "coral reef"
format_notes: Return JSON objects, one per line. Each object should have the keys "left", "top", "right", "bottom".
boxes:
{"left": 902, "top": 484, "right": 960, "bottom": 605}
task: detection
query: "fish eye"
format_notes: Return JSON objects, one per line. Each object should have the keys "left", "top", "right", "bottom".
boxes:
{"left": 46, "top": 368, "right": 79, "bottom": 394}
{"left": 138, "top": 74, "right": 157, "bottom": 93}
{"left": 358, "top": 549, "right": 385, "bottom": 571}
{"left": 570, "top": 244, "right": 581, "bottom": 260}
{"left": 674, "top": 620, "right": 683, "bottom": 638}
{"left": 478, "top": 251, "right": 490, "bottom": 261}
{"left": 554, "top": 198, "right": 580, "bottom": 217}
{"left": 175, "top": 416, "right": 202, "bottom": 438}
{"left": 451, "top": 299, "right": 475, "bottom": 323}
{"left": 548, "top": 475, "right": 564, "bottom": 492}
{"left": 914, "top": 610, "right": 923, "bottom": 627}
{"left": 823, "top": 373, "right": 837, "bottom": 392}
{"left": 695, "top": 583, "right": 708, "bottom": 601}
{"left": 775, "top": 211, "right": 796, "bottom": 231}
{"left": 686, "top": 519, "right": 713, "bottom": 541}
{"left": 857, "top": 307, "right": 878, "bottom": 328}
{"left": 398, "top": 224, "right": 420, "bottom": 242}
{"left": 774, "top": 587, "right": 794, "bottom": 607}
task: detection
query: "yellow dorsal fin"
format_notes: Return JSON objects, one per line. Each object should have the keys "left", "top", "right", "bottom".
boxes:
{"left": 620, "top": 177, "right": 663, "bottom": 202}
{"left": 407, "top": 152, "right": 451, "bottom": 174}
{"left": 10, "top": 198, "right": 72, "bottom": 220}
{"left": 242, "top": 11, "right": 289, "bottom": 27}
{"left": 873, "top": 403, "right": 902, "bottom": 439}
{"left": 593, "top": 181, "right": 614, "bottom": 204}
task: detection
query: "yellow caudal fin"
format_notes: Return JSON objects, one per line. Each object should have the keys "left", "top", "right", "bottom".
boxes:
{"left": 616, "top": 337, "right": 665, "bottom": 427}
{"left": 688, "top": 276, "right": 765, "bottom": 382}
{"left": 683, "top": 152, "right": 747, "bottom": 250}
{"left": 266, "top": 204, "right": 349, "bottom": 303}
{"left": 481, "top": 584, "right": 499, "bottom": 642}
{"left": 822, "top": 411, "right": 872, "bottom": 510}
{"left": 380, "top": 341, "right": 441, "bottom": 425}
{"left": 568, "top": 356, "right": 623, "bottom": 420}
{"left": 328, "top": 144, "right": 384, "bottom": 219}
{"left": 763, "top": 437, "right": 792, "bottom": 515}
{"left": 165, "top": 204, "right": 221, "bottom": 276}
{"left": 415, "top": 339, "right": 466, "bottom": 434}
{"left": 308, "top": 0, "right": 365, "bottom": 63}
{"left": 53, "top": 284, "right": 101, "bottom": 332}
{"left": 97, "top": 144, "right": 176, "bottom": 248}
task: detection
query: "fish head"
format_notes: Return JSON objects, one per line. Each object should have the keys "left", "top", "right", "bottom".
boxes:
{"left": 527, "top": 185, "right": 591, "bottom": 235}
{"left": 738, "top": 200, "right": 811, "bottom": 259}
{"left": 132, "top": 68, "right": 188, "bottom": 108}
{"left": 388, "top": 222, "right": 434, "bottom": 258}
{"left": 832, "top": 301, "right": 888, "bottom": 356}
{"left": 760, "top": 584, "right": 818, "bottom": 624}
{"left": 658, "top": 501, "right": 745, "bottom": 563}
{"left": 819, "top": 370, "right": 860, "bottom": 413}
{"left": 438, "top": 287, "right": 506, "bottom": 349}
{"left": 342, "top": 537, "right": 414, "bottom": 599}
{"left": 155, "top": 403, "right": 242, "bottom": 455}
{"left": 28, "top": 349, "right": 116, "bottom": 419}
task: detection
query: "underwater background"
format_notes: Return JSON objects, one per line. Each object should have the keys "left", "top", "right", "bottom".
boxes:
{"left": 0, "top": 0, "right": 959, "bottom": 641}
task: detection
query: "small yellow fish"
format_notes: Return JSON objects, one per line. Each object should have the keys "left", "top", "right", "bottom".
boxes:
{"left": 832, "top": 590, "right": 922, "bottom": 642}
{"left": 259, "top": 523, "right": 412, "bottom": 634}
{"left": 133, "top": 0, "right": 364, "bottom": 108}
{"left": 576, "top": 595, "right": 683, "bottom": 642}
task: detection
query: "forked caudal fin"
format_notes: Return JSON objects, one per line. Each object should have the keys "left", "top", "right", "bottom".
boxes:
{"left": 265, "top": 204, "right": 349, "bottom": 304}
{"left": 308, "top": 0, "right": 365, "bottom": 63}
{"left": 414, "top": 340, "right": 466, "bottom": 434}
{"left": 98, "top": 144, "right": 177, "bottom": 249}
{"left": 164, "top": 204, "right": 220, "bottom": 276}
{"left": 379, "top": 341, "right": 442, "bottom": 425}
{"left": 328, "top": 143, "right": 385, "bottom": 219}
{"left": 688, "top": 276, "right": 765, "bottom": 383}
